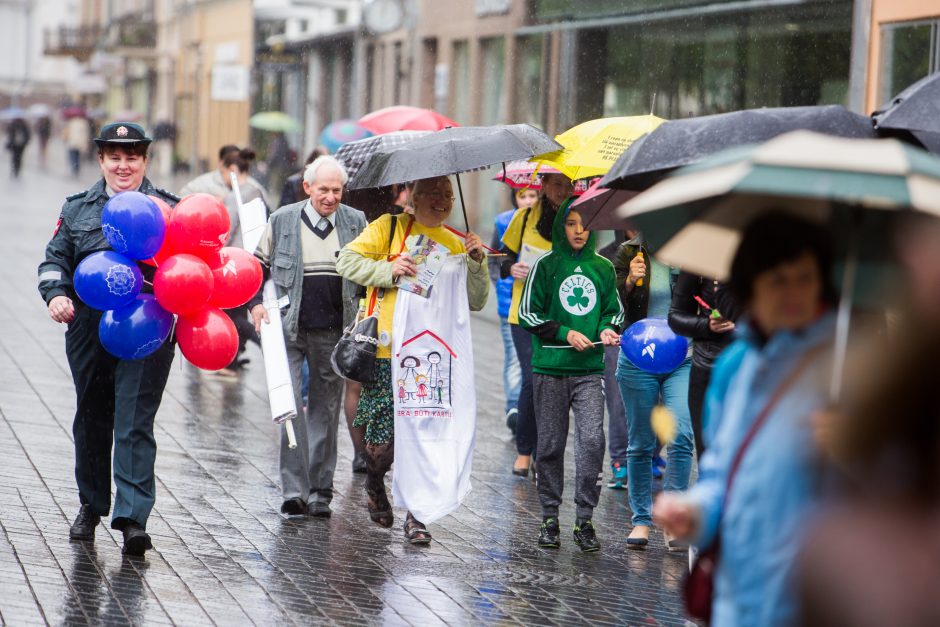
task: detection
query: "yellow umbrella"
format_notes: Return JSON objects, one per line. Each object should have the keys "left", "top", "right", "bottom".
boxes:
{"left": 534, "top": 115, "right": 666, "bottom": 180}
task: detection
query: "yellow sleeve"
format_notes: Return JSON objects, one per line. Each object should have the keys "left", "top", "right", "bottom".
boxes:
{"left": 346, "top": 212, "right": 393, "bottom": 257}
{"left": 500, "top": 208, "right": 529, "bottom": 254}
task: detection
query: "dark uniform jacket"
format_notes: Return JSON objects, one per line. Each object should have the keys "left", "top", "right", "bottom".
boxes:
{"left": 38, "top": 177, "right": 179, "bottom": 308}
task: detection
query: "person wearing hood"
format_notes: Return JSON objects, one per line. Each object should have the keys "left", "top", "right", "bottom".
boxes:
{"left": 498, "top": 173, "right": 575, "bottom": 477}
{"left": 518, "top": 202, "right": 624, "bottom": 552}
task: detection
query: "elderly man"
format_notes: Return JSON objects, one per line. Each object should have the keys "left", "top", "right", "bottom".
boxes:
{"left": 249, "top": 156, "right": 367, "bottom": 517}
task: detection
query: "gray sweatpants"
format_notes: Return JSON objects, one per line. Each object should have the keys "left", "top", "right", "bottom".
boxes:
{"left": 533, "top": 373, "right": 606, "bottom": 520}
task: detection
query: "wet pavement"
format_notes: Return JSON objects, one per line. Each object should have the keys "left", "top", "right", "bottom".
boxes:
{"left": 0, "top": 145, "right": 690, "bottom": 625}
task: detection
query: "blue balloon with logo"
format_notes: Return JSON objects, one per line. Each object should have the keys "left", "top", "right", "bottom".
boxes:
{"left": 99, "top": 294, "right": 174, "bottom": 360}
{"left": 73, "top": 250, "right": 143, "bottom": 311}
{"left": 101, "top": 191, "right": 165, "bottom": 260}
{"left": 620, "top": 318, "right": 689, "bottom": 374}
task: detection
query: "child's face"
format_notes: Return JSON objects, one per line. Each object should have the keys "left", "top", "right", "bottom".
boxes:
{"left": 564, "top": 210, "right": 588, "bottom": 251}
{"left": 516, "top": 189, "right": 538, "bottom": 209}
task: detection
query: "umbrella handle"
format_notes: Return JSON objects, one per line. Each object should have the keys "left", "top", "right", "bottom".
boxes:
{"left": 455, "top": 173, "right": 470, "bottom": 232}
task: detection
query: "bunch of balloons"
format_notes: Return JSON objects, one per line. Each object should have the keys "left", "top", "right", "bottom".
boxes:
{"left": 73, "top": 192, "right": 262, "bottom": 370}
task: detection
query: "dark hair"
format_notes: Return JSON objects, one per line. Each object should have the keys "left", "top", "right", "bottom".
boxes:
{"left": 729, "top": 211, "right": 837, "bottom": 306}
{"left": 222, "top": 147, "right": 256, "bottom": 173}
{"left": 401, "top": 356, "right": 420, "bottom": 368}
{"left": 218, "top": 144, "right": 240, "bottom": 160}
{"left": 344, "top": 185, "right": 397, "bottom": 223}
{"left": 97, "top": 143, "right": 149, "bottom": 159}
{"left": 304, "top": 147, "right": 328, "bottom": 166}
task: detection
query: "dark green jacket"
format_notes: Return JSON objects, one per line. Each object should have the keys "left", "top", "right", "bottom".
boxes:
{"left": 518, "top": 201, "right": 624, "bottom": 376}
{"left": 38, "top": 177, "right": 179, "bottom": 306}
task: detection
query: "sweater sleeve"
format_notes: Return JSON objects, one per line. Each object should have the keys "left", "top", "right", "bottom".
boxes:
{"left": 517, "top": 254, "right": 563, "bottom": 341}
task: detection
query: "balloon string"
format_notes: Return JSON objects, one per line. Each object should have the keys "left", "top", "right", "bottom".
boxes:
{"left": 144, "top": 280, "right": 153, "bottom": 286}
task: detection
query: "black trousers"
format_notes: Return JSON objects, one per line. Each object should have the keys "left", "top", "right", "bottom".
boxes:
{"left": 65, "top": 308, "right": 175, "bottom": 528}
{"left": 510, "top": 323, "right": 537, "bottom": 457}
{"left": 688, "top": 363, "right": 712, "bottom": 458}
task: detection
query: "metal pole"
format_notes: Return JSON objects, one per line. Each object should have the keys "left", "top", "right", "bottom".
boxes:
{"left": 830, "top": 216, "right": 860, "bottom": 404}
{"left": 454, "top": 172, "right": 470, "bottom": 232}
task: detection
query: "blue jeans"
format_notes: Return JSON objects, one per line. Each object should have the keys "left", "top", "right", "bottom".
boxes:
{"left": 617, "top": 354, "right": 694, "bottom": 526}
{"left": 499, "top": 317, "right": 521, "bottom": 414}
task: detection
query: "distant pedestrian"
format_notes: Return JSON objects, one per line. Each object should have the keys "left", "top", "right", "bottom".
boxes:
{"left": 266, "top": 131, "right": 293, "bottom": 202}
{"left": 280, "top": 147, "right": 327, "bottom": 208}
{"left": 64, "top": 116, "right": 90, "bottom": 177}
{"left": 152, "top": 119, "right": 177, "bottom": 178}
{"left": 35, "top": 115, "right": 52, "bottom": 167}
{"left": 6, "top": 117, "right": 31, "bottom": 178}
{"left": 518, "top": 203, "right": 623, "bottom": 552}
{"left": 181, "top": 144, "right": 269, "bottom": 206}
{"left": 38, "top": 122, "right": 180, "bottom": 556}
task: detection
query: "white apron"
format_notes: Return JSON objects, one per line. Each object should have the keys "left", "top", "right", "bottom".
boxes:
{"left": 391, "top": 256, "right": 475, "bottom": 523}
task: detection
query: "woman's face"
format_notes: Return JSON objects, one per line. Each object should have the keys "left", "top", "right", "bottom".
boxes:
{"left": 749, "top": 251, "right": 823, "bottom": 334}
{"left": 412, "top": 178, "right": 454, "bottom": 227}
{"left": 99, "top": 146, "right": 147, "bottom": 192}
{"left": 541, "top": 174, "right": 574, "bottom": 207}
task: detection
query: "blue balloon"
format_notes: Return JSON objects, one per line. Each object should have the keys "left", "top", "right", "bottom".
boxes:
{"left": 101, "top": 191, "right": 165, "bottom": 260}
{"left": 73, "top": 251, "right": 143, "bottom": 311}
{"left": 620, "top": 318, "right": 689, "bottom": 374}
{"left": 98, "top": 294, "right": 174, "bottom": 360}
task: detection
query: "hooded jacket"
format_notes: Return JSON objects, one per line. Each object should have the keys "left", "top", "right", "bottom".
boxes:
{"left": 518, "top": 201, "right": 624, "bottom": 376}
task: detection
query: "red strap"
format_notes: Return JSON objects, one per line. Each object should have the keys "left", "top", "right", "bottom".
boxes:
{"left": 367, "top": 217, "right": 414, "bottom": 316}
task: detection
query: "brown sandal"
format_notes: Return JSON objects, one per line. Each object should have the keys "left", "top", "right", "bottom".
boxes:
{"left": 404, "top": 513, "right": 431, "bottom": 545}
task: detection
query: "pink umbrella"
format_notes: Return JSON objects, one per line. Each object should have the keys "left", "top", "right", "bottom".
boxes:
{"left": 493, "top": 160, "right": 595, "bottom": 194}
{"left": 358, "top": 106, "right": 458, "bottom": 134}
{"left": 571, "top": 179, "right": 637, "bottom": 230}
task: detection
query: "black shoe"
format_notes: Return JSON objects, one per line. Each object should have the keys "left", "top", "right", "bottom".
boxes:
{"left": 352, "top": 451, "right": 368, "bottom": 474}
{"left": 121, "top": 522, "right": 153, "bottom": 556}
{"left": 573, "top": 518, "right": 600, "bottom": 552}
{"left": 307, "top": 502, "right": 332, "bottom": 518}
{"left": 280, "top": 498, "right": 306, "bottom": 516}
{"left": 505, "top": 408, "right": 518, "bottom": 435}
{"left": 69, "top": 505, "right": 100, "bottom": 541}
{"left": 538, "top": 517, "right": 560, "bottom": 548}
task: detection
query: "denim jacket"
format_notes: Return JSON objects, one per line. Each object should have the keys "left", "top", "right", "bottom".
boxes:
{"left": 250, "top": 200, "right": 367, "bottom": 341}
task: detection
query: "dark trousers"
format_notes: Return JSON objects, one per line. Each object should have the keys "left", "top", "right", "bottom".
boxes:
{"left": 604, "top": 345, "right": 628, "bottom": 462}
{"left": 65, "top": 308, "right": 175, "bottom": 529}
{"left": 688, "top": 363, "right": 712, "bottom": 457}
{"left": 68, "top": 148, "right": 81, "bottom": 177}
{"left": 510, "top": 323, "right": 537, "bottom": 457}
{"left": 225, "top": 304, "right": 258, "bottom": 369}
{"left": 10, "top": 147, "right": 25, "bottom": 177}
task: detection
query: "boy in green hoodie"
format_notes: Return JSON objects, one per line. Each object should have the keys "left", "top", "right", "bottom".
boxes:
{"left": 518, "top": 202, "right": 624, "bottom": 552}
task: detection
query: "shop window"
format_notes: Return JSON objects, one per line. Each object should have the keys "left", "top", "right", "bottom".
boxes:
{"left": 880, "top": 20, "right": 938, "bottom": 104}
{"left": 451, "top": 40, "right": 471, "bottom": 124}
{"left": 514, "top": 35, "right": 545, "bottom": 127}
{"left": 480, "top": 37, "right": 507, "bottom": 125}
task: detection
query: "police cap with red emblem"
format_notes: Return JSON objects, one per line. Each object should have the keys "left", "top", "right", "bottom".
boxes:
{"left": 93, "top": 122, "right": 152, "bottom": 147}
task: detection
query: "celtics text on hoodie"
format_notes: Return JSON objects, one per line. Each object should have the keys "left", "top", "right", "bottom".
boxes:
{"left": 518, "top": 202, "right": 624, "bottom": 376}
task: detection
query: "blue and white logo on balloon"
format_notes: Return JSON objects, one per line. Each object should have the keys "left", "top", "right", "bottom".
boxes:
{"left": 101, "top": 223, "right": 128, "bottom": 254}
{"left": 133, "top": 338, "right": 164, "bottom": 360}
{"left": 106, "top": 264, "right": 137, "bottom": 296}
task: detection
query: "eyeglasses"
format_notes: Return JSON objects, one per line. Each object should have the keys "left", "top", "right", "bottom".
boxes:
{"left": 418, "top": 190, "right": 455, "bottom": 201}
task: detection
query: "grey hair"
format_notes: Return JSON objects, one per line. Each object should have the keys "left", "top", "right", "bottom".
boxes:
{"left": 303, "top": 155, "right": 348, "bottom": 186}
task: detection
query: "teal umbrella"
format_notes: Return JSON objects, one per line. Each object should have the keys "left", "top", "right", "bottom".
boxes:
{"left": 617, "top": 130, "right": 940, "bottom": 401}
{"left": 249, "top": 111, "right": 302, "bottom": 133}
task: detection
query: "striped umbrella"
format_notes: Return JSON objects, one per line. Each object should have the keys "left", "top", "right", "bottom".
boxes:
{"left": 335, "top": 130, "right": 430, "bottom": 180}
{"left": 492, "top": 160, "right": 593, "bottom": 194}
{"left": 618, "top": 130, "right": 940, "bottom": 400}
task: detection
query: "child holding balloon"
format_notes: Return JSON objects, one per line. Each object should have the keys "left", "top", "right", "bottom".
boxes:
{"left": 518, "top": 202, "right": 624, "bottom": 552}
{"left": 612, "top": 231, "right": 694, "bottom": 550}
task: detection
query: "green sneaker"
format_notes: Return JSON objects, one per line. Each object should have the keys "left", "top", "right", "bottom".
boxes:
{"left": 573, "top": 518, "right": 601, "bottom": 552}
{"left": 538, "top": 517, "right": 560, "bottom": 548}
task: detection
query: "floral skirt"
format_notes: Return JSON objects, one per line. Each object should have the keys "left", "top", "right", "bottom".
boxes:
{"left": 353, "top": 358, "right": 394, "bottom": 444}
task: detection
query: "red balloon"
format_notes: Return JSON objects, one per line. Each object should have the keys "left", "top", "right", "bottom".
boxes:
{"left": 142, "top": 195, "right": 175, "bottom": 267}
{"left": 176, "top": 307, "right": 238, "bottom": 371}
{"left": 153, "top": 253, "right": 214, "bottom": 315}
{"left": 207, "top": 247, "right": 264, "bottom": 309}
{"left": 167, "top": 193, "right": 230, "bottom": 260}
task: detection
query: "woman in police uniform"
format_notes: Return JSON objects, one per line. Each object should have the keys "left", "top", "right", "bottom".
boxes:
{"left": 38, "top": 122, "right": 179, "bottom": 556}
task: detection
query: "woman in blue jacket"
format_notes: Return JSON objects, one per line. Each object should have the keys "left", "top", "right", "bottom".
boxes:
{"left": 654, "top": 212, "right": 838, "bottom": 626}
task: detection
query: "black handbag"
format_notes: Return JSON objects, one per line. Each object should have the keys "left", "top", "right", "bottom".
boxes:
{"left": 330, "top": 216, "right": 399, "bottom": 383}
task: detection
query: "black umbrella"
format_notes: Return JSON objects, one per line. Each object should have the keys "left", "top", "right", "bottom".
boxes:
{"left": 873, "top": 72, "right": 940, "bottom": 153}
{"left": 334, "top": 130, "right": 430, "bottom": 179}
{"left": 600, "top": 105, "right": 878, "bottom": 191}
{"left": 348, "top": 124, "right": 562, "bottom": 229}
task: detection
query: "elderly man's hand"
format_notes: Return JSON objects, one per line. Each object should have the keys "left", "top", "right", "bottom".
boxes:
{"left": 465, "top": 232, "right": 485, "bottom": 263}
{"left": 48, "top": 295, "right": 75, "bottom": 323}
{"left": 250, "top": 304, "right": 269, "bottom": 333}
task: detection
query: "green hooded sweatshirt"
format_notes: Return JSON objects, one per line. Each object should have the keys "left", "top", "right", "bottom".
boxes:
{"left": 518, "top": 200, "right": 624, "bottom": 376}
